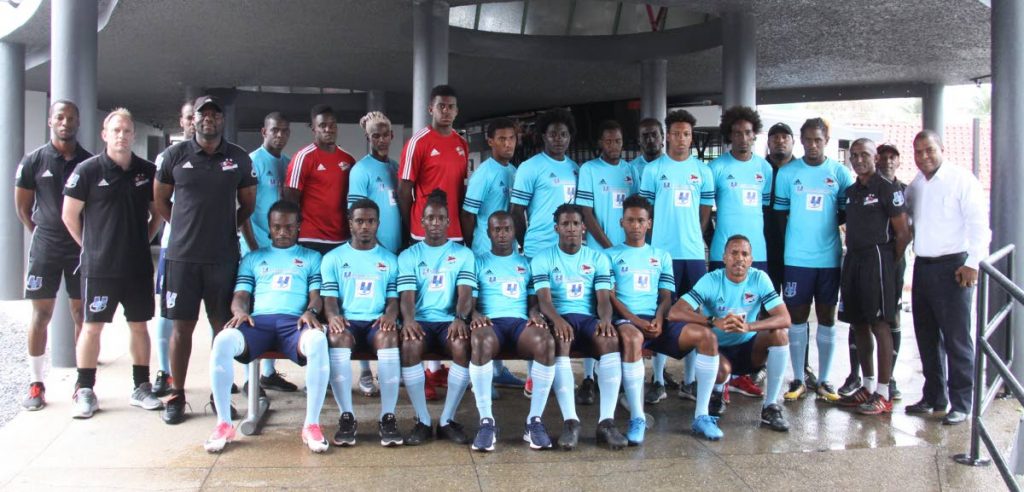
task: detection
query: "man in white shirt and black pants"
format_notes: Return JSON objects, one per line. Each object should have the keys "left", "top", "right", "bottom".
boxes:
{"left": 904, "top": 130, "right": 991, "bottom": 425}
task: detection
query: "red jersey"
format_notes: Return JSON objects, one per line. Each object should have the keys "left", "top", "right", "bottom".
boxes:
{"left": 286, "top": 143, "right": 356, "bottom": 243}
{"left": 399, "top": 126, "right": 469, "bottom": 240}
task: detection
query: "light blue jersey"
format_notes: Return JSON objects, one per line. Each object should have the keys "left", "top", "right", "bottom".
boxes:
{"left": 397, "top": 240, "right": 477, "bottom": 322}
{"left": 575, "top": 157, "right": 638, "bottom": 253}
{"left": 682, "top": 268, "right": 782, "bottom": 347}
{"left": 607, "top": 243, "right": 674, "bottom": 317}
{"left": 638, "top": 154, "right": 714, "bottom": 260}
{"left": 241, "top": 147, "right": 289, "bottom": 254}
{"left": 348, "top": 155, "right": 401, "bottom": 254}
{"left": 474, "top": 251, "right": 533, "bottom": 319}
{"left": 628, "top": 154, "right": 658, "bottom": 182}
{"left": 709, "top": 152, "right": 773, "bottom": 262}
{"left": 510, "top": 152, "right": 579, "bottom": 258}
{"left": 320, "top": 243, "right": 398, "bottom": 321}
{"left": 531, "top": 245, "right": 611, "bottom": 316}
{"left": 236, "top": 244, "right": 322, "bottom": 317}
{"left": 463, "top": 157, "right": 516, "bottom": 257}
{"left": 772, "top": 158, "right": 854, "bottom": 268}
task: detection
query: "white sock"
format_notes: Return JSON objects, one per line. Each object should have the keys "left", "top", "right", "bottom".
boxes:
{"left": 863, "top": 376, "right": 877, "bottom": 394}
{"left": 29, "top": 355, "right": 46, "bottom": 383}
{"left": 877, "top": 381, "right": 890, "bottom": 399}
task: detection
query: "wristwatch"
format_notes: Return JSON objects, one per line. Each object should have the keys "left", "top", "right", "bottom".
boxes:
{"left": 307, "top": 307, "right": 320, "bottom": 315}
{"left": 458, "top": 313, "right": 472, "bottom": 324}
{"left": 706, "top": 316, "right": 715, "bottom": 327}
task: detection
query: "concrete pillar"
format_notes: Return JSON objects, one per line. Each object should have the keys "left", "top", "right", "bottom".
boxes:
{"left": 50, "top": 0, "right": 98, "bottom": 368}
{"left": 412, "top": 0, "right": 449, "bottom": 131}
{"left": 640, "top": 59, "right": 667, "bottom": 124}
{"left": 0, "top": 42, "right": 26, "bottom": 300}
{"left": 922, "top": 83, "right": 945, "bottom": 140}
{"left": 367, "top": 90, "right": 387, "bottom": 113}
{"left": 721, "top": 12, "right": 757, "bottom": 109}
{"left": 991, "top": 0, "right": 1024, "bottom": 379}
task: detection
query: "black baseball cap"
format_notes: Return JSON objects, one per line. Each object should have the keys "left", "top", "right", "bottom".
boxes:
{"left": 767, "top": 122, "right": 792, "bottom": 137}
{"left": 876, "top": 143, "right": 900, "bottom": 156}
{"left": 193, "top": 95, "right": 223, "bottom": 113}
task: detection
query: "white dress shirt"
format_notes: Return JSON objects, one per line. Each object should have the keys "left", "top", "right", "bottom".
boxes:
{"left": 906, "top": 163, "right": 991, "bottom": 268}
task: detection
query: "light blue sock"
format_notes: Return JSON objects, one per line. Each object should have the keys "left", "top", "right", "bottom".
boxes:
{"left": 651, "top": 353, "right": 667, "bottom": 385}
{"left": 152, "top": 317, "right": 172, "bottom": 373}
{"left": 552, "top": 356, "right": 579, "bottom": 421}
{"left": 694, "top": 354, "right": 719, "bottom": 417}
{"left": 210, "top": 329, "right": 245, "bottom": 424}
{"left": 329, "top": 348, "right": 353, "bottom": 414}
{"left": 622, "top": 360, "right": 645, "bottom": 420}
{"left": 377, "top": 348, "right": 400, "bottom": 418}
{"left": 402, "top": 365, "right": 432, "bottom": 425}
{"left": 469, "top": 361, "right": 494, "bottom": 420}
{"left": 439, "top": 364, "right": 470, "bottom": 424}
{"left": 301, "top": 330, "right": 330, "bottom": 426}
{"left": 583, "top": 358, "right": 596, "bottom": 379}
{"left": 789, "top": 322, "right": 809, "bottom": 381}
{"left": 261, "top": 359, "right": 276, "bottom": 378}
{"left": 597, "top": 353, "right": 622, "bottom": 422}
{"left": 816, "top": 324, "right": 837, "bottom": 384}
{"left": 684, "top": 351, "right": 697, "bottom": 384}
{"left": 764, "top": 345, "right": 790, "bottom": 407}
{"left": 528, "top": 362, "right": 555, "bottom": 423}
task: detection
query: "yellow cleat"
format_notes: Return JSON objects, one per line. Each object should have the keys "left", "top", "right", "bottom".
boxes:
{"left": 783, "top": 380, "right": 806, "bottom": 401}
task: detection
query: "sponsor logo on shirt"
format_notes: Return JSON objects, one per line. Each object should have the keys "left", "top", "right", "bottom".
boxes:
{"left": 549, "top": 172, "right": 560, "bottom": 184}
{"left": 794, "top": 179, "right": 803, "bottom": 192}
{"left": 259, "top": 261, "right": 270, "bottom": 274}
{"left": 446, "top": 255, "right": 457, "bottom": 264}
{"left": 624, "top": 175, "right": 634, "bottom": 185}
{"left": 134, "top": 174, "right": 150, "bottom": 187}
{"left": 339, "top": 162, "right": 350, "bottom": 171}
{"left": 864, "top": 194, "right": 879, "bottom": 205}
{"left": 456, "top": 147, "right": 465, "bottom": 157}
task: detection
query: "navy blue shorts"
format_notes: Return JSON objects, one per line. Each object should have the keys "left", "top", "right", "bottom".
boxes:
{"left": 347, "top": 319, "right": 382, "bottom": 354}
{"left": 417, "top": 320, "right": 453, "bottom": 355}
{"left": 709, "top": 261, "right": 768, "bottom": 273}
{"left": 672, "top": 259, "right": 707, "bottom": 298}
{"left": 782, "top": 265, "right": 840, "bottom": 306}
{"left": 719, "top": 336, "right": 760, "bottom": 376}
{"left": 563, "top": 313, "right": 602, "bottom": 355}
{"left": 615, "top": 313, "right": 692, "bottom": 359}
{"left": 235, "top": 314, "right": 308, "bottom": 366}
{"left": 491, "top": 317, "right": 528, "bottom": 353}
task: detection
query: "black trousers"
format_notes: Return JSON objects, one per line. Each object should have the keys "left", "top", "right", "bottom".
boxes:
{"left": 911, "top": 254, "right": 975, "bottom": 413}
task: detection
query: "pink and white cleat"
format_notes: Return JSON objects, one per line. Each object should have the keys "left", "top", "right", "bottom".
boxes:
{"left": 204, "top": 422, "right": 236, "bottom": 453}
{"left": 302, "top": 424, "right": 329, "bottom": 453}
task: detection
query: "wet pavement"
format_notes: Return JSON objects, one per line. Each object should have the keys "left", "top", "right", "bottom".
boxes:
{"left": 0, "top": 302, "right": 1017, "bottom": 491}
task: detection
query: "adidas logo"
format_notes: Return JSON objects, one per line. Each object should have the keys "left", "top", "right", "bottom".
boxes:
{"left": 430, "top": 149, "right": 441, "bottom": 157}
{"left": 342, "top": 263, "right": 350, "bottom": 269}
{"left": 98, "top": 179, "right": 109, "bottom": 187}
{"left": 183, "top": 162, "right": 193, "bottom": 169}
{"left": 660, "top": 174, "right": 668, "bottom": 180}
{"left": 794, "top": 179, "right": 802, "bottom": 185}
{"left": 599, "top": 179, "right": 607, "bottom": 185}
{"left": 726, "top": 174, "right": 735, "bottom": 180}
{"left": 549, "top": 173, "right": 557, "bottom": 178}
{"left": 41, "top": 169, "right": 53, "bottom": 178}
{"left": 317, "top": 164, "right": 326, "bottom": 171}
{"left": 616, "top": 259, "right": 626, "bottom": 265}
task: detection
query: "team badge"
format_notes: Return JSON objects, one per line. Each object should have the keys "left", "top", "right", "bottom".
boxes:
{"left": 89, "top": 296, "right": 109, "bottom": 313}
{"left": 446, "top": 255, "right": 457, "bottom": 264}
{"left": 580, "top": 264, "right": 593, "bottom": 275}
{"left": 689, "top": 174, "right": 700, "bottom": 184}
{"left": 456, "top": 147, "right": 465, "bottom": 157}
{"left": 783, "top": 282, "right": 797, "bottom": 298}
{"left": 824, "top": 177, "right": 836, "bottom": 187}
{"left": 340, "top": 162, "right": 351, "bottom": 171}
{"left": 134, "top": 173, "right": 150, "bottom": 187}
{"left": 377, "top": 262, "right": 388, "bottom": 272}
{"left": 624, "top": 175, "right": 634, "bottom": 185}
{"left": 648, "top": 257, "right": 660, "bottom": 267}
{"left": 515, "top": 265, "right": 527, "bottom": 274}
{"left": 166, "top": 291, "right": 177, "bottom": 308}
{"left": 893, "top": 191, "right": 905, "bottom": 207}
{"left": 26, "top": 275, "right": 42, "bottom": 291}
{"left": 221, "top": 158, "right": 237, "bottom": 171}
{"left": 293, "top": 258, "right": 305, "bottom": 267}
{"left": 754, "top": 173, "right": 765, "bottom": 183}
{"left": 743, "top": 292, "right": 756, "bottom": 305}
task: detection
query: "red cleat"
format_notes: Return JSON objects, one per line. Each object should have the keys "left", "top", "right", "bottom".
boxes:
{"left": 523, "top": 377, "right": 533, "bottom": 398}
{"left": 730, "top": 375, "right": 764, "bottom": 398}
{"left": 425, "top": 364, "right": 449, "bottom": 388}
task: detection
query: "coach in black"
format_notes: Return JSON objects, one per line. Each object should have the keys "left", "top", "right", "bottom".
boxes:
{"left": 62, "top": 109, "right": 164, "bottom": 418}
{"left": 154, "top": 95, "right": 257, "bottom": 424}
{"left": 14, "top": 100, "right": 90, "bottom": 411}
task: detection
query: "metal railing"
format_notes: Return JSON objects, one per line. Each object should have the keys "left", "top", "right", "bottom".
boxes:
{"left": 954, "top": 244, "right": 1023, "bottom": 491}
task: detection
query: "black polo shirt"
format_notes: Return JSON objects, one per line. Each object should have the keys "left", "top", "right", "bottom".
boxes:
{"left": 15, "top": 142, "right": 92, "bottom": 256}
{"left": 844, "top": 172, "right": 906, "bottom": 251}
{"left": 764, "top": 158, "right": 792, "bottom": 262}
{"left": 64, "top": 153, "right": 156, "bottom": 277}
{"left": 156, "top": 138, "right": 256, "bottom": 264}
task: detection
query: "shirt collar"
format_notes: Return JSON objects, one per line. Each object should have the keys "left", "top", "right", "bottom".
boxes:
{"left": 188, "top": 137, "right": 227, "bottom": 156}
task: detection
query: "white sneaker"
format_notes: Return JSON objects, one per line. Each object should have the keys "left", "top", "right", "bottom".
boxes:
{"left": 358, "top": 370, "right": 379, "bottom": 396}
{"left": 72, "top": 388, "right": 99, "bottom": 419}
{"left": 130, "top": 383, "right": 165, "bottom": 410}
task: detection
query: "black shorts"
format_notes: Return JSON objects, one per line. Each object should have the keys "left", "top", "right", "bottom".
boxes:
{"left": 25, "top": 234, "right": 81, "bottom": 300}
{"left": 838, "top": 245, "right": 898, "bottom": 325}
{"left": 161, "top": 260, "right": 236, "bottom": 322}
{"left": 82, "top": 275, "right": 155, "bottom": 323}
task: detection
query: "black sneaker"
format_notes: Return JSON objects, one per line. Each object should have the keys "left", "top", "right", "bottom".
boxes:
{"left": 905, "top": 399, "right": 943, "bottom": 414}
{"left": 889, "top": 379, "right": 902, "bottom": 401}
{"left": 333, "top": 412, "right": 357, "bottom": 446}
{"left": 662, "top": 371, "right": 680, "bottom": 390}
{"left": 378, "top": 413, "right": 404, "bottom": 447}
{"left": 260, "top": 372, "right": 298, "bottom": 392}
{"left": 231, "top": 383, "right": 240, "bottom": 395}
{"left": 151, "top": 371, "right": 172, "bottom": 397}
{"left": 838, "top": 375, "right": 861, "bottom": 397}
{"left": 240, "top": 381, "right": 268, "bottom": 398}
{"left": 709, "top": 390, "right": 726, "bottom": 417}
{"left": 558, "top": 419, "right": 581, "bottom": 450}
{"left": 595, "top": 418, "right": 627, "bottom": 450}
{"left": 804, "top": 368, "right": 818, "bottom": 391}
{"left": 208, "top": 393, "right": 239, "bottom": 420}
{"left": 437, "top": 420, "right": 471, "bottom": 444}
{"left": 404, "top": 420, "right": 433, "bottom": 446}
{"left": 760, "top": 403, "right": 790, "bottom": 432}
{"left": 576, "top": 377, "right": 596, "bottom": 405}
{"left": 645, "top": 382, "right": 667, "bottom": 405}
{"left": 162, "top": 392, "right": 188, "bottom": 425}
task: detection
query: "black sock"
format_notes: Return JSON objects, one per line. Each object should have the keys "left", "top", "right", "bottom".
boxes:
{"left": 848, "top": 330, "right": 860, "bottom": 378}
{"left": 132, "top": 365, "right": 150, "bottom": 389}
{"left": 891, "top": 331, "right": 902, "bottom": 368}
{"left": 77, "top": 368, "right": 97, "bottom": 389}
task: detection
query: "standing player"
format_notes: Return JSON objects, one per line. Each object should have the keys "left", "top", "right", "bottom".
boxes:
{"left": 284, "top": 104, "right": 356, "bottom": 255}
{"left": 350, "top": 111, "right": 401, "bottom": 254}
{"left": 320, "top": 199, "right": 404, "bottom": 447}
{"left": 764, "top": 122, "right": 796, "bottom": 291}
{"left": 61, "top": 108, "right": 163, "bottom": 417}
{"left": 576, "top": 120, "right": 638, "bottom": 253}
{"left": 154, "top": 95, "right": 257, "bottom": 424}
{"left": 466, "top": 212, "right": 557, "bottom": 451}
{"left": 835, "top": 139, "right": 910, "bottom": 414}
{"left": 773, "top": 118, "right": 854, "bottom": 403}
{"left": 669, "top": 235, "right": 793, "bottom": 436}
{"left": 461, "top": 118, "right": 518, "bottom": 258}
{"left": 532, "top": 204, "right": 625, "bottom": 450}
{"left": 628, "top": 118, "right": 665, "bottom": 179}
{"left": 204, "top": 200, "right": 330, "bottom": 453}
{"left": 15, "top": 100, "right": 89, "bottom": 410}
{"left": 397, "top": 189, "right": 477, "bottom": 445}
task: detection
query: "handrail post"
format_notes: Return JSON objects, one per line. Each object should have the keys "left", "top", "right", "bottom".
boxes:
{"left": 972, "top": 266, "right": 989, "bottom": 461}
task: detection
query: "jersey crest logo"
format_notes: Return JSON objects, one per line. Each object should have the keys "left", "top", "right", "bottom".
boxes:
{"left": 580, "top": 264, "right": 593, "bottom": 275}
{"left": 316, "top": 164, "right": 326, "bottom": 171}
{"left": 456, "top": 147, "right": 465, "bottom": 157}
{"left": 649, "top": 257, "right": 660, "bottom": 267}
{"left": 339, "top": 162, "right": 350, "bottom": 171}
{"left": 624, "top": 175, "right": 634, "bottom": 185}
{"left": 893, "top": 191, "right": 905, "bottom": 207}
{"left": 783, "top": 282, "right": 797, "bottom": 298}
{"left": 743, "top": 292, "right": 756, "bottom": 305}
{"left": 446, "top": 255, "right": 457, "bottom": 264}
{"left": 41, "top": 169, "right": 53, "bottom": 178}
{"left": 134, "top": 174, "right": 150, "bottom": 186}
{"left": 824, "top": 177, "right": 836, "bottom": 187}
{"left": 89, "top": 296, "right": 109, "bottom": 313}
{"left": 26, "top": 275, "right": 43, "bottom": 291}
{"left": 430, "top": 149, "right": 441, "bottom": 157}
{"left": 755, "top": 173, "right": 765, "bottom": 183}
{"left": 516, "top": 265, "right": 527, "bottom": 274}
{"left": 864, "top": 194, "right": 878, "bottom": 205}
{"left": 293, "top": 258, "right": 305, "bottom": 267}
{"left": 182, "top": 162, "right": 193, "bottom": 169}
{"left": 98, "top": 179, "right": 109, "bottom": 187}
{"left": 65, "top": 173, "right": 80, "bottom": 188}
{"left": 221, "top": 159, "right": 237, "bottom": 171}
{"left": 377, "top": 262, "right": 388, "bottom": 272}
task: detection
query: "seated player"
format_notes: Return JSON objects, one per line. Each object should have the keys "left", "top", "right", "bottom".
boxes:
{"left": 468, "top": 211, "right": 556, "bottom": 451}
{"left": 321, "top": 199, "right": 403, "bottom": 447}
{"left": 532, "top": 204, "right": 625, "bottom": 450}
{"left": 609, "top": 195, "right": 721, "bottom": 442}
{"left": 397, "top": 189, "right": 477, "bottom": 445}
{"left": 669, "top": 235, "right": 792, "bottom": 436}
{"left": 203, "top": 200, "right": 330, "bottom": 453}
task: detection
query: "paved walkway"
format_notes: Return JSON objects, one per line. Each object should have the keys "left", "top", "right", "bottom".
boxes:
{"left": 0, "top": 301, "right": 1016, "bottom": 491}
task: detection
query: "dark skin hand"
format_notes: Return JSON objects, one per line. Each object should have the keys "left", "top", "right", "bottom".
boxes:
{"left": 225, "top": 291, "right": 323, "bottom": 330}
